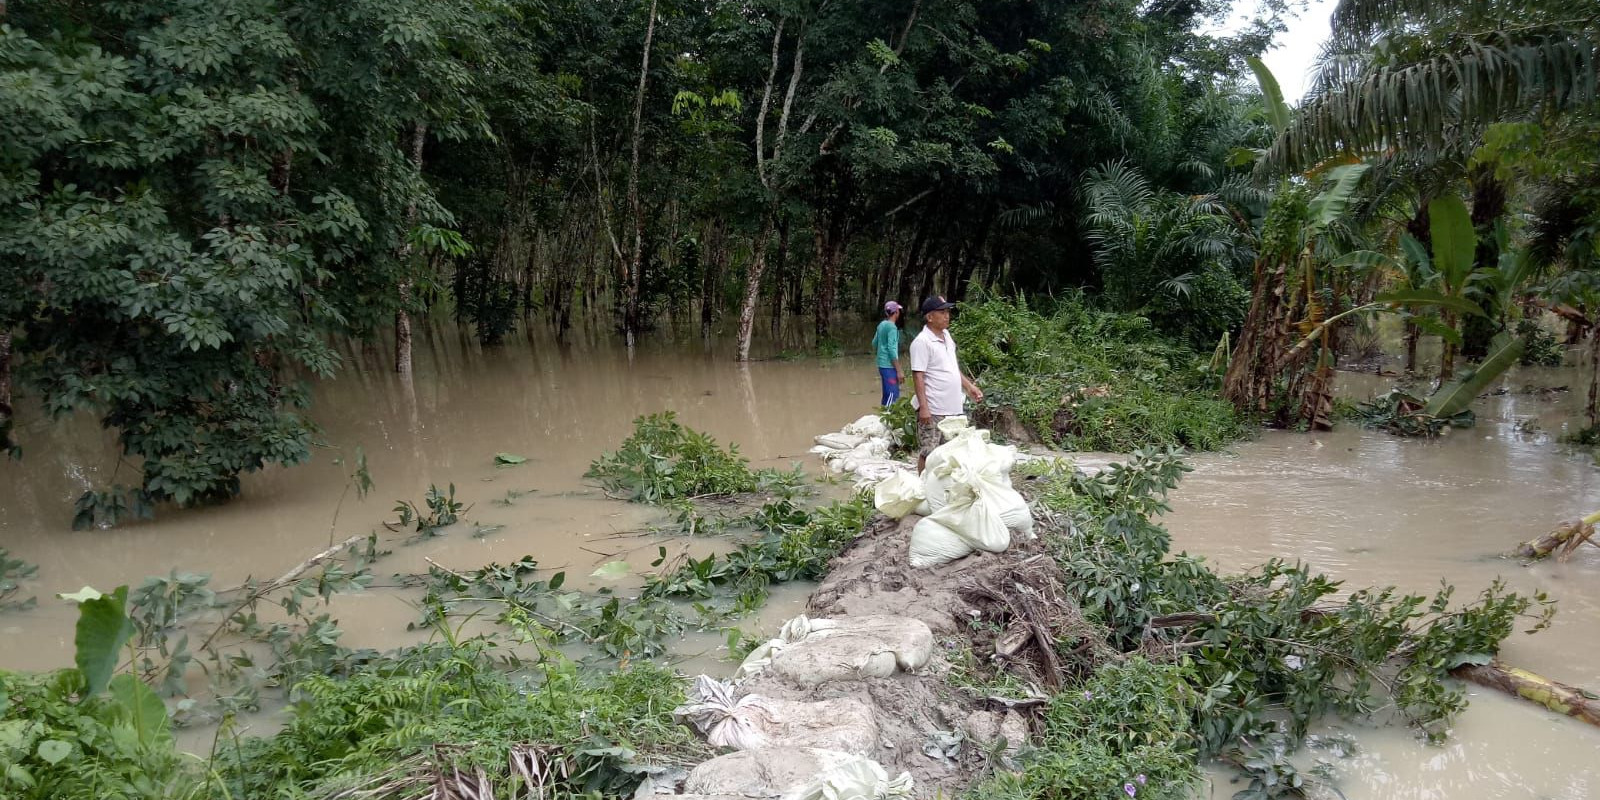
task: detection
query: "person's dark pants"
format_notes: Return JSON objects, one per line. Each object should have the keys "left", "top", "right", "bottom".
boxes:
{"left": 878, "top": 367, "right": 900, "bottom": 406}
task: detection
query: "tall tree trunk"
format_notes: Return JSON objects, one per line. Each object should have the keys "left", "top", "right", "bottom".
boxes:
{"left": 1438, "top": 309, "right": 1458, "bottom": 382}
{"left": 813, "top": 210, "right": 846, "bottom": 344}
{"left": 0, "top": 329, "right": 13, "bottom": 452}
{"left": 701, "top": 220, "right": 722, "bottom": 340}
{"left": 737, "top": 222, "right": 775, "bottom": 362}
{"left": 621, "top": 0, "right": 659, "bottom": 348}
{"left": 769, "top": 214, "right": 790, "bottom": 343}
{"left": 395, "top": 121, "right": 427, "bottom": 378}
{"left": 1405, "top": 318, "right": 1420, "bottom": 372}
{"left": 1588, "top": 323, "right": 1600, "bottom": 430}
{"left": 1464, "top": 166, "right": 1510, "bottom": 359}
{"left": 952, "top": 210, "right": 993, "bottom": 302}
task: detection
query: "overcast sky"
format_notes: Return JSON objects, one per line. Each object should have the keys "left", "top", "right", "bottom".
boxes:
{"left": 1250, "top": 0, "right": 1339, "bottom": 103}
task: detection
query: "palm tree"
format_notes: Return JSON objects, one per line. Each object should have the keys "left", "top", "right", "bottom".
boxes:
{"left": 1263, "top": 0, "right": 1598, "bottom": 175}
{"left": 1080, "top": 160, "right": 1237, "bottom": 315}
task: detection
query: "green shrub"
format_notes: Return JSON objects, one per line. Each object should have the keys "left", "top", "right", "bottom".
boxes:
{"left": 1517, "top": 319, "right": 1565, "bottom": 367}
{"left": 0, "top": 670, "right": 208, "bottom": 800}
{"left": 953, "top": 295, "right": 1244, "bottom": 451}
{"left": 976, "top": 658, "right": 1200, "bottom": 800}
{"left": 587, "top": 412, "right": 802, "bottom": 502}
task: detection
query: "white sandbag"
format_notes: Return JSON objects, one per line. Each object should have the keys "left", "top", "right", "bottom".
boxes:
{"left": 846, "top": 439, "right": 890, "bottom": 461}
{"left": 842, "top": 414, "right": 889, "bottom": 438}
{"left": 739, "top": 615, "right": 933, "bottom": 686}
{"left": 852, "top": 458, "right": 907, "bottom": 487}
{"left": 675, "top": 676, "right": 777, "bottom": 750}
{"left": 909, "top": 515, "right": 971, "bottom": 567}
{"left": 737, "top": 615, "right": 827, "bottom": 679}
{"left": 674, "top": 677, "right": 880, "bottom": 753}
{"left": 873, "top": 470, "right": 924, "bottom": 519}
{"left": 685, "top": 748, "right": 857, "bottom": 798}
{"left": 936, "top": 415, "right": 972, "bottom": 438}
{"left": 782, "top": 754, "right": 913, "bottom": 800}
{"left": 814, "top": 432, "right": 867, "bottom": 451}
{"left": 763, "top": 697, "right": 881, "bottom": 753}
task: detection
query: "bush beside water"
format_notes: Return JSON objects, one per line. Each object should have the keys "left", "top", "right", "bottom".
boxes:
{"left": 953, "top": 295, "right": 1246, "bottom": 451}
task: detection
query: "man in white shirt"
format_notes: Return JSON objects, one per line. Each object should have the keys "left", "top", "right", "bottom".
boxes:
{"left": 910, "top": 295, "right": 983, "bottom": 471}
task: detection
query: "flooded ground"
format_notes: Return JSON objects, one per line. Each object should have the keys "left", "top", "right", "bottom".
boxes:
{"left": 1173, "top": 367, "right": 1600, "bottom": 800}
{"left": 0, "top": 322, "right": 876, "bottom": 673}
{"left": 3, "top": 326, "right": 1598, "bottom": 798}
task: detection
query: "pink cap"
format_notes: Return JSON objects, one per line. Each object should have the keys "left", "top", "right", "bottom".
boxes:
{"left": 884, "top": 301, "right": 902, "bottom": 314}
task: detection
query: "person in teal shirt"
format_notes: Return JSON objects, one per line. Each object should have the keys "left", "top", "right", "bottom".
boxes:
{"left": 873, "top": 301, "right": 903, "bottom": 406}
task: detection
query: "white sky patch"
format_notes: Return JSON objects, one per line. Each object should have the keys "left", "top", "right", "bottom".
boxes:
{"left": 1206, "top": 0, "right": 1339, "bottom": 104}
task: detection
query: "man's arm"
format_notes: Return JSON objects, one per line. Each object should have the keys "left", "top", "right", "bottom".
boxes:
{"left": 961, "top": 372, "right": 983, "bottom": 402}
{"left": 913, "top": 371, "right": 931, "bottom": 421}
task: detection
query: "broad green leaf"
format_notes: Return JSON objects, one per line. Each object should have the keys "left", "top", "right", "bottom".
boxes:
{"left": 1246, "top": 57, "right": 1291, "bottom": 134}
{"left": 108, "top": 674, "right": 172, "bottom": 746}
{"left": 1425, "top": 336, "right": 1527, "bottom": 419}
{"left": 1411, "top": 316, "right": 1463, "bottom": 345}
{"left": 494, "top": 452, "right": 528, "bottom": 465}
{"left": 590, "top": 561, "right": 631, "bottom": 579}
{"left": 1307, "top": 163, "right": 1369, "bottom": 230}
{"left": 1328, "top": 250, "right": 1393, "bottom": 271}
{"left": 1375, "top": 289, "right": 1488, "bottom": 318}
{"left": 548, "top": 571, "right": 566, "bottom": 591}
{"left": 1427, "top": 195, "right": 1476, "bottom": 291}
{"left": 35, "top": 739, "right": 71, "bottom": 765}
{"left": 73, "top": 585, "right": 134, "bottom": 697}
{"left": 1399, "top": 234, "right": 1433, "bottom": 281}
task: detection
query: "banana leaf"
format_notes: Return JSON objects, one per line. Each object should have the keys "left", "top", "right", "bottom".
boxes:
{"left": 1374, "top": 287, "right": 1487, "bottom": 318}
{"left": 1428, "top": 195, "right": 1476, "bottom": 293}
{"left": 1424, "top": 335, "right": 1527, "bottom": 419}
{"left": 1246, "top": 57, "right": 1291, "bottom": 134}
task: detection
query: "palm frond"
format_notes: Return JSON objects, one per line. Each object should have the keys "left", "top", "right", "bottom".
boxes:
{"left": 1262, "top": 32, "right": 1600, "bottom": 175}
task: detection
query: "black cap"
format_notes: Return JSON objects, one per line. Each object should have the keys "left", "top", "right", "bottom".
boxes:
{"left": 919, "top": 295, "right": 957, "bottom": 315}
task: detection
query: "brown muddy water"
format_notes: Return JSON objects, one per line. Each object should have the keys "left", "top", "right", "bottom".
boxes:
{"left": 2, "top": 327, "right": 1599, "bottom": 798}
{"left": 1174, "top": 368, "right": 1600, "bottom": 800}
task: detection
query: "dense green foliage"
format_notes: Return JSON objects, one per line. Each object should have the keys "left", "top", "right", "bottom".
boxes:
{"left": 2, "top": 0, "right": 1297, "bottom": 521}
{"left": 956, "top": 295, "right": 1246, "bottom": 451}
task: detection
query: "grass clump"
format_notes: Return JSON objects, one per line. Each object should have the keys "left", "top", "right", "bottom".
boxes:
{"left": 222, "top": 641, "right": 703, "bottom": 799}
{"left": 586, "top": 411, "right": 802, "bottom": 503}
{"left": 953, "top": 295, "right": 1245, "bottom": 451}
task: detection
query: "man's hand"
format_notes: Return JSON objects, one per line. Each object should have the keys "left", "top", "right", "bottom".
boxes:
{"left": 966, "top": 385, "right": 984, "bottom": 402}
{"left": 918, "top": 407, "right": 932, "bottom": 423}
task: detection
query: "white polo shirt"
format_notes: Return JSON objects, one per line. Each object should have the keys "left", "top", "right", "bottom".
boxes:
{"left": 909, "top": 326, "right": 964, "bottom": 416}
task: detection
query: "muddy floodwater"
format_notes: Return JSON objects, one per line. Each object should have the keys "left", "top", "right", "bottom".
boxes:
{"left": 3, "top": 328, "right": 1599, "bottom": 798}
{"left": 1173, "top": 371, "right": 1600, "bottom": 800}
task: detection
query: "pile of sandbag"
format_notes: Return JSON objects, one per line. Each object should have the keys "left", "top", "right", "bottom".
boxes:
{"left": 668, "top": 615, "right": 924, "bottom": 800}
{"left": 809, "top": 414, "right": 909, "bottom": 483}
{"left": 867, "top": 421, "right": 1035, "bottom": 568}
